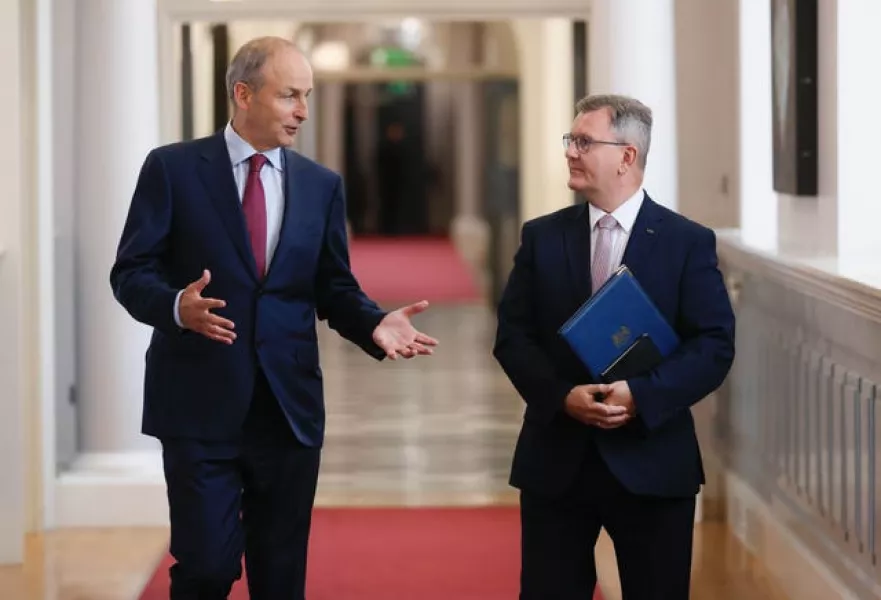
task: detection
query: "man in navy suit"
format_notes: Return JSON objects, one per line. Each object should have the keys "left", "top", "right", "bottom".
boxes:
{"left": 493, "top": 94, "right": 735, "bottom": 599}
{"left": 110, "top": 37, "right": 438, "bottom": 599}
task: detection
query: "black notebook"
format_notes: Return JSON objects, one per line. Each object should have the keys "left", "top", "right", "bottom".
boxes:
{"left": 599, "top": 334, "right": 663, "bottom": 383}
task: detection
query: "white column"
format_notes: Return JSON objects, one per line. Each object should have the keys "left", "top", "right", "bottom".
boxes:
{"left": 191, "top": 22, "right": 217, "bottom": 139}
{"left": 589, "top": 0, "right": 678, "bottom": 211}
{"left": 76, "top": 0, "right": 157, "bottom": 454}
{"left": 59, "top": 0, "right": 168, "bottom": 527}
{"left": 451, "top": 81, "right": 490, "bottom": 269}
{"left": 513, "top": 19, "right": 574, "bottom": 222}
{"left": 318, "top": 82, "right": 345, "bottom": 173}
{"left": 0, "top": 0, "right": 27, "bottom": 565}
{"left": 448, "top": 22, "right": 489, "bottom": 269}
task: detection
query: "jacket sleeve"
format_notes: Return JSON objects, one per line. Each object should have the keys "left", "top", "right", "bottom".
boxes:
{"left": 314, "top": 175, "right": 387, "bottom": 360}
{"left": 627, "top": 228, "right": 735, "bottom": 431}
{"left": 493, "top": 222, "right": 575, "bottom": 425}
{"left": 109, "top": 149, "right": 180, "bottom": 335}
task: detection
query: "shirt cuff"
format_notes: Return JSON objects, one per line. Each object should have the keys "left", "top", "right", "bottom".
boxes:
{"left": 173, "top": 289, "right": 184, "bottom": 328}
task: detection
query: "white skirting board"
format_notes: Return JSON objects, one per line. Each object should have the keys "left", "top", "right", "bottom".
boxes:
{"left": 55, "top": 451, "right": 169, "bottom": 527}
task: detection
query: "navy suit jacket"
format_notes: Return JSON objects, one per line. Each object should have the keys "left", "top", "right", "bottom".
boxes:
{"left": 110, "top": 131, "right": 386, "bottom": 446}
{"left": 493, "top": 194, "right": 735, "bottom": 498}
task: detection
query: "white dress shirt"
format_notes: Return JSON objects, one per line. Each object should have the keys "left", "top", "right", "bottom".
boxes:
{"left": 173, "top": 123, "right": 287, "bottom": 327}
{"left": 587, "top": 187, "right": 645, "bottom": 275}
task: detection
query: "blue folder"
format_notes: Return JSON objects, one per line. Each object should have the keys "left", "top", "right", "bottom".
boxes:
{"left": 558, "top": 265, "right": 679, "bottom": 380}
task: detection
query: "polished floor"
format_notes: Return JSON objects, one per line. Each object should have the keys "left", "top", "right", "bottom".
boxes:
{"left": 0, "top": 304, "right": 788, "bottom": 599}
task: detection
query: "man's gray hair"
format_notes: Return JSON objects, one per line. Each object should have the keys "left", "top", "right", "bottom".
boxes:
{"left": 225, "top": 37, "right": 298, "bottom": 102}
{"left": 575, "top": 94, "right": 653, "bottom": 169}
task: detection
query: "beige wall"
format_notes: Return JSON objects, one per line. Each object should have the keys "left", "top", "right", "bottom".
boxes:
{"left": 674, "top": 0, "right": 739, "bottom": 228}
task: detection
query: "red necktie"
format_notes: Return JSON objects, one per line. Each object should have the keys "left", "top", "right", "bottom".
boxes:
{"left": 242, "top": 153, "right": 268, "bottom": 278}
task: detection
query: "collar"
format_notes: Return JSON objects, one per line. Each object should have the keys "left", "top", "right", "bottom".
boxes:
{"left": 224, "top": 122, "right": 283, "bottom": 172}
{"left": 588, "top": 187, "right": 645, "bottom": 233}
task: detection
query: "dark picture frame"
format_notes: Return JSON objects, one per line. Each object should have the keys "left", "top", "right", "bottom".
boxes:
{"left": 770, "top": 0, "right": 818, "bottom": 196}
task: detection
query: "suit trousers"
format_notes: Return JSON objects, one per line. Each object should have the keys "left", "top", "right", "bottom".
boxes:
{"left": 520, "top": 439, "right": 696, "bottom": 600}
{"left": 161, "top": 368, "right": 321, "bottom": 599}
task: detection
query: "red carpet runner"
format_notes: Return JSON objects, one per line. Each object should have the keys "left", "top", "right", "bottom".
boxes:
{"left": 348, "top": 236, "right": 481, "bottom": 304}
{"left": 139, "top": 507, "right": 603, "bottom": 599}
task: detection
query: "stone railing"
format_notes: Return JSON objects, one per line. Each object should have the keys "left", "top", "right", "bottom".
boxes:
{"left": 712, "top": 231, "right": 881, "bottom": 599}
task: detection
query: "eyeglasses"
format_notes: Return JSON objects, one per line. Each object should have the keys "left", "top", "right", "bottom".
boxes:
{"left": 562, "top": 133, "right": 629, "bottom": 154}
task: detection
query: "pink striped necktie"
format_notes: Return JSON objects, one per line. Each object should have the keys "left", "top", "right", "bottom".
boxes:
{"left": 591, "top": 214, "right": 618, "bottom": 294}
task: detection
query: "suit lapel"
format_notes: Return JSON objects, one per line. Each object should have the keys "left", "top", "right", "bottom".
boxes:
{"left": 563, "top": 203, "right": 593, "bottom": 306}
{"left": 265, "top": 150, "right": 312, "bottom": 280}
{"left": 621, "top": 195, "right": 664, "bottom": 282}
{"left": 198, "top": 132, "right": 258, "bottom": 279}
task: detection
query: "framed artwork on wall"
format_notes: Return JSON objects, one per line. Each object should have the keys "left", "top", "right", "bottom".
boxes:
{"left": 771, "top": 0, "right": 818, "bottom": 196}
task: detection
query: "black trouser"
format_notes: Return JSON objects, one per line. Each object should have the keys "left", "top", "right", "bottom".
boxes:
{"left": 520, "top": 442, "right": 696, "bottom": 600}
{"left": 161, "top": 370, "right": 321, "bottom": 599}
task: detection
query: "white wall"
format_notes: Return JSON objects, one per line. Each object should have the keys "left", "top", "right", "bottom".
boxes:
{"left": 738, "top": 0, "right": 880, "bottom": 264}
{"left": 835, "top": 1, "right": 881, "bottom": 263}
{"left": 0, "top": 0, "right": 27, "bottom": 564}
{"left": 775, "top": 0, "right": 837, "bottom": 257}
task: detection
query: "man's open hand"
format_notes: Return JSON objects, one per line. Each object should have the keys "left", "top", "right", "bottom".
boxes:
{"left": 372, "top": 300, "right": 438, "bottom": 359}
{"left": 179, "top": 269, "right": 236, "bottom": 344}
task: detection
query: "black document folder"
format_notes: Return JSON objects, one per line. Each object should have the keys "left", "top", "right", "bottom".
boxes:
{"left": 600, "top": 334, "right": 663, "bottom": 383}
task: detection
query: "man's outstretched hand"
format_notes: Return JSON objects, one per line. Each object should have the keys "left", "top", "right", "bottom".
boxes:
{"left": 179, "top": 269, "right": 236, "bottom": 344}
{"left": 372, "top": 300, "right": 439, "bottom": 360}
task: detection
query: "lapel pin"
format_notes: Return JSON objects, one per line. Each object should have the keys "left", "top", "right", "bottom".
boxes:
{"left": 646, "top": 228, "right": 655, "bottom": 235}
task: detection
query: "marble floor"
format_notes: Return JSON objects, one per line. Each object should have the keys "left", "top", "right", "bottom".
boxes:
{"left": 0, "top": 303, "right": 789, "bottom": 599}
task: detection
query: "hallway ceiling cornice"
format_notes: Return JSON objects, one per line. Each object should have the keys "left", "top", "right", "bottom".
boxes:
{"left": 159, "top": 0, "right": 591, "bottom": 20}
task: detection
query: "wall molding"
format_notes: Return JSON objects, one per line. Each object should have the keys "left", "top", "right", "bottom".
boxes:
{"left": 159, "top": 0, "right": 591, "bottom": 21}
{"left": 717, "top": 229, "right": 881, "bottom": 325}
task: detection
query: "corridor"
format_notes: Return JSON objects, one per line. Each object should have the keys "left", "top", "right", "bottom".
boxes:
{"left": 0, "top": 302, "right": 787, "bottom": 599}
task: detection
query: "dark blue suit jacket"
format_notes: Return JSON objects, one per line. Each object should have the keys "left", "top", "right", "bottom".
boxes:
{"left": 110, "top": 131, "right": 386, "bottom": 447}
{"left": 493, "top": 194, "right": 735, "bottom": 498}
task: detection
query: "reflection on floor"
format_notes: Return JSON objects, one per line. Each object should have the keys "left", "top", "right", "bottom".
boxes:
{"left": 0, "top": 304, "right": 789, "bottom": 599}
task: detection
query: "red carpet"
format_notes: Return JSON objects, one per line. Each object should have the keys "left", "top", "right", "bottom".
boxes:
{"left": 348, "top": 236, "right": 481, "bottom": 304}
{"left": 138, "top": 507, "right": 603, "bottom": 599}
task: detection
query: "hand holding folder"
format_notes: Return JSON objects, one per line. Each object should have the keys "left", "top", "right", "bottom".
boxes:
{"left": 558, "top": 266, "right": 679, "bottom": 384}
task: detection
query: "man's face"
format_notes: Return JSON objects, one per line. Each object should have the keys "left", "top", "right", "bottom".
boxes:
{"left": 565, "top": 108, "right": 626, "bottom": 196}
{"left": 236, "top": 47, "right": 313, "bottom": 150}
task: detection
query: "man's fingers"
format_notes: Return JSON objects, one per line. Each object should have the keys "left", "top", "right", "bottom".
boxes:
{"left": 414, "top": 333, "right": 439, "bottom": 346}
{"left": 197, "top": 297, "right": 226, "bottom": 310}
{"left": 202, "top": 323, "right": 235, "bottom": 343}
{"left": 592, "top": 413, "right": 630, "bottom": 428}
{"left": 592, "top": 401, "right": 627, "bottom": 416}
{"left": 206, "top": 313, "right": 235, "bottom": 331}
{"left": 584, "top": 383, "right": 611, "bottom": 396}
{"left": 399, "top": 300, "right": 430, "bottom": 317}
{"left": 206, "top": 329, "right": 235, "bottom": 344}
{"left": 189, "top": 269, "right": 211, "bottom": 293}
